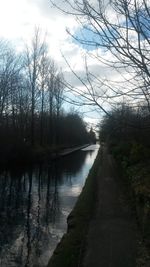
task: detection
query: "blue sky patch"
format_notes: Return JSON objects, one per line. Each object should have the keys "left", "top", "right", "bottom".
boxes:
{"left": 72, "top": 25, "right": 101, "bottom": 51}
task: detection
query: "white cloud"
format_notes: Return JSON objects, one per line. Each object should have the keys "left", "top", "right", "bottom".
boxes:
{"left": 0, "top": 0, "right": 133, "bottom": 123}
{"left": 0, "top": 0, "right": 77, "bottom": 50}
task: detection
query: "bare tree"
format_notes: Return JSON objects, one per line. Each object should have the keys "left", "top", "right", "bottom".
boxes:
{"left": 54, "top": 72, "right": 64, "bottom": 119}
{"left": 24, "top": 28, "right": 46, "bottom": 146}
{"left": 0, "top": 43, "right": 22, "bottom": 132}
{"left": 51, "top": 0, "right": 150, "bottom": 114}
{"left": 54, "top": 71, "right": 65, "bottom": 145}
{"left": 38, "top": 43, "right": 50, "bottom": 145}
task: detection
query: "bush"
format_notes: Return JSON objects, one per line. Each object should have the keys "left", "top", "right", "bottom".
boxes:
{"left": 130, "top": 143, "right": 150, "bottom": 164}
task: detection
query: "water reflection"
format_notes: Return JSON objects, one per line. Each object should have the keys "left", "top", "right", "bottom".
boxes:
{"left": 0, "top": 145, "right": 99, "bottom": 267}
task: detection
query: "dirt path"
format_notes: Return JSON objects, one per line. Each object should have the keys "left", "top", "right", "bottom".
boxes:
{"left": 83, "top": 146, "right": 137, "bottom": 267}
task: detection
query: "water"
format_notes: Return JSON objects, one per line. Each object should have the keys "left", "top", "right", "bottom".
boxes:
{"left": 0, "top": 144, "right": 99, "bottom": 267}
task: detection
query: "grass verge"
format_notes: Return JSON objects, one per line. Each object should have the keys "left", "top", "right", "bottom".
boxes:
{"left": 47, "top": 149, "right": 101, "bottom": 267}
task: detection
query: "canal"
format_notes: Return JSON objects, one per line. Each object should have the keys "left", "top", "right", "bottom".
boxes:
{"left": 0, "top": 144, "right": 99, "bottom": 267}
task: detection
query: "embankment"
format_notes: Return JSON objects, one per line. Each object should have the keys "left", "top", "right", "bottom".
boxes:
{"left": 47, "top": 145, "right": 150, "bottom": 267}
{"left": 47, "top": 148, "right": 101, "bottom": 267}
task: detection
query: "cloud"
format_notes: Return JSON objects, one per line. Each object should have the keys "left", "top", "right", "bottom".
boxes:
{"left": 27, "top": 0, "right": 52, "bottom": 17}
{"left": 0, "top": 0, "right": 132, "bottom": 122}
{"left": 0, "top": 0, "right": 76, "bottom": 45}
{"left": 27, "top": 0, "right": 75, "bottom": 19}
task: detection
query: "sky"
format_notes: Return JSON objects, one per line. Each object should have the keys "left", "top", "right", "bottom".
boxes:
{"left": 0, "top": 0, "right": 119, "bottom": 129}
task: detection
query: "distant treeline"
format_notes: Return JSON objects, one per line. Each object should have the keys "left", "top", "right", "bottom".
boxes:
{"left": 100, "top": 103, "right": 150, "bottom": 151}
{"left": 0, "top": 31, "right": 92, "bottom": 164}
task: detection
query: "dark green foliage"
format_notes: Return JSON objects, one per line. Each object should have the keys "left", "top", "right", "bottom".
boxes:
{"left": 100, "top": 103, "right": 150, "bottom": 248}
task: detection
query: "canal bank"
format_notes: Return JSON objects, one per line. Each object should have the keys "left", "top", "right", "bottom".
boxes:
{"left": 47, "top": 147, "right": 101, "bottom": 267}
{"left": 47, "top": 145, "right": 150, "bottom": 267}
{"left": 51, "top": 144, "right": 89, "bottom": 159}
{"left": 0, "top": 144, "right": 90, "bottom": 169}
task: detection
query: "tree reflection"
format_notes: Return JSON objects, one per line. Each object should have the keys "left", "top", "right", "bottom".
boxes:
{"left": 0, "top": 149, "right": 95, "bottom": 267}
{"left": 45, "top": 163, "right": 59, "bottom": 225}
{"left": 25, "top": 169, "right": 33, "bottom": 267}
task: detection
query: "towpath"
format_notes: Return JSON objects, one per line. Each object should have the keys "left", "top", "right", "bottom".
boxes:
{"left": 83, "top": 145, "right": 137, "bottom": 267}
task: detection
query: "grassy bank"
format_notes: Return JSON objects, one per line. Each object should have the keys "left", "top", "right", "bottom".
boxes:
{"left": 111, "top": 143, "right": 150, "bottom": 245}
{"left": 110, "top": 143, "right": 150, "bottom": 265}
{"left": 47, "top": 149, "right": 101, "bottom": 267}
